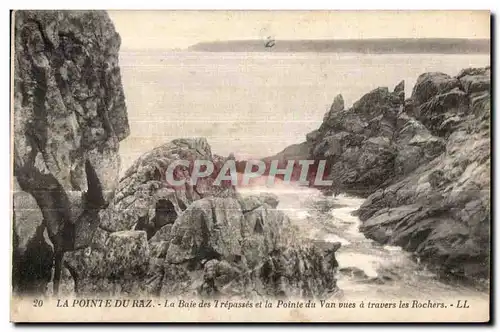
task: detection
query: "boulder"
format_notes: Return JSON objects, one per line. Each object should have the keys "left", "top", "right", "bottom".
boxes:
{"left": 165, "top": 197, "right": 244, "bottom": 265}
{"left": 63, "top": 228, "right": 151, "bottom": 295}
{"left": 339, "top": 266, "right": 370, "bottom": 280}
{"left": 237, "top": 192, "right": 279, "bottom": 212}
{"left": 411, "top": 72, "right": 460, "bottom": 107}
{"left": 157, "top": 196, "right": 341, "bottom": 299}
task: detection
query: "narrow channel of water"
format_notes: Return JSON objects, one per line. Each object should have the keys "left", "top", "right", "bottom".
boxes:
{"left": 238, "top": 182, "right": 489, "bottom": 302}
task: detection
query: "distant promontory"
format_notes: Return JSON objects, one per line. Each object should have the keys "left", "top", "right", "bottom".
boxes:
{"left": 187, "top": 38, "right": 490, "bottom": 54}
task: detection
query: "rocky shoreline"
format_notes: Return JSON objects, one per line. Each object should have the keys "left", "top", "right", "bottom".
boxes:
{"left": 358, "top": 67, "right": 491, "bottom": 283}
{"left": 268, "top": 66, "right": 491, "bottom": 284}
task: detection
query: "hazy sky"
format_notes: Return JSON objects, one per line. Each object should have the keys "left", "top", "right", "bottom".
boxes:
{"left": 108, "top": 10, "right": 490, "bottom": 50}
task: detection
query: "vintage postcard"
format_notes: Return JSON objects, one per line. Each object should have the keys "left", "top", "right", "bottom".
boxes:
{"left": 10, "top": 10, "right": 491, "bottom": 322}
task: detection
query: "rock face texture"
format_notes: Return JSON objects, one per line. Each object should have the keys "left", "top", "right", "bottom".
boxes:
{"left": 12, "top": 11, "right": 341, "bottom": 299}
{"left": 264, "top": 66, "right": 490, "bottom": 284}
{"left": 12, "top": 10, "right": 129, "bottom": 294}
{"left": 158, "top": 196, "right": 340, "bottom": 298}
{"left": 307, "top": 87, "right": 409, "bottom": 196}
{"left": 359, "top": 67, "right": 491, "bottom": 282}
{"left": 62, "top": 138, "right": 341, "bottom": 298}
{"left": 99, "top": 138, "right": 235, "bottom": 236}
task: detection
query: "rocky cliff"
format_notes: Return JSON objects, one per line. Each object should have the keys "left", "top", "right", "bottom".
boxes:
{"left": 278, "top": 67, "right": 490, "bottom": 284}
{"left": 358, "top": 67, "right": 490, "bottom": 282}
{"left": 61, "top": 138, "right": 342, "bottom": 298}
{"left": 13, "top": 10, "right": 129, "bottom": 294}
{"left": 12, "top": 11, "right": 342, "bottom": 299}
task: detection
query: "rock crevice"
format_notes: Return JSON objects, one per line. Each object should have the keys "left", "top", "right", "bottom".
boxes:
{"left": 13, "top": 10, "right": 129, "bottom": 294}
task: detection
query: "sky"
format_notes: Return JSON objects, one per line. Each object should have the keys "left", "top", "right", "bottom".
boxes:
{"left": 107, "top": 10, "right": 490, "bottom": 50}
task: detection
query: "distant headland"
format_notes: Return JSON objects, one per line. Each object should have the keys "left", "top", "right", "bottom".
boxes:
{"left": 187, "top": 38, "right": 490, "bottom": 54}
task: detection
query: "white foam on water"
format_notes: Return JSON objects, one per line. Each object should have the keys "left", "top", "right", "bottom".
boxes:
{"left": 321, "top": 233, "right": 351, "bottom": 246}
{"left": 336, "top": 252, "right": 379, "bottom": 278}
{"left": 383, "top": 245, "right": 403, "bottom": 252}
{"left": 238, "top": 183, "right": 488, "bottom": 299}
{"left": 327, "top": 194, "right": 366, "bottom": 239}
{"left": 293, "top": 210, "right": 310, "bottom": 220}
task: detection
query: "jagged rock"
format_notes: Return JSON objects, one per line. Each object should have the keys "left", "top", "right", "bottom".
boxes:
{"left": 394, "top": 80, "right": 404, "bottom": 94}
{"left": 157, "top": 196, "right": 341, "bottom": 298}
{"left": 165, "top": 198, "right": 245, "bottom": 264}
{"left": 414, "top": 87, "right": 469, "bottom": 137}
{"left": 330, "top": 94, "right": 345, "bottom": 112}
{"left": 100, "top": 138, "right": 236, "bottom": 237}
{"left": 394, "top": 80, "right": 405, "bottom": 103}
{"left": 394, "top": 114, "right": 445, "bottom": 176}
{"left": 322, "top": 94, "right": 345, "bottom": 122}
{"left": 411, "top": 72, "right": 460, "bottom": 107}
{"left": 268, "top": 66, "right": 490, "bottom": 285}
{"left": 13, "top": 10, "right": 129, "bottom": 294}
{"left": 60, "top": 138, "right": 340, "bottom": 298}
{"left": 359, "top": 67, "right": 490, "bottom": 282}
{"left": 309, "top": 86, "right": 403, "bottom": 196}
{"left": 339, "top": 266, "right": 370, "bottom": 280}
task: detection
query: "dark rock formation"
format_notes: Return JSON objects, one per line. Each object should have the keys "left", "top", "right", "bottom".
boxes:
{"left": 12, "top": 10, "right": 129, "bottom": 294}
{"left": 63, "top": 137, "right": 233, "bottom": 294}
{"left": 13, "top": 11, "right": 342, "bottom": 299}
{"left": 307, "top": 85, "right": 405, "bottom": 196}
{"left": 358, "top": 67, "right": 490, "bottom": 282}
{"left": 266, "top": 66, "right": 489, "bottom": 285}
{"left": 260, "top": 81, "right": 443, "bottom": 196}
{"left": 394, "top": 80, "right": 405, "bottom": 102}
{"left": 99, "top": 138, "right": 236, "bottom": 235}
{"left": 155, "top": 196, "right": 341, "bottom": 298}
{"left": 60, "top": 138, "right": 342, "bottom": 298}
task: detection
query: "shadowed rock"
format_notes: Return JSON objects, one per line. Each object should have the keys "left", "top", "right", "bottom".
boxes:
{"left": 359, "top": 67, "right": 490, "bottom": 282}
{"left": 12, "top": 10, "right": 129, "bottom": 294}
{"left": 100, "top": 138, "right": 236, "bottom": 237}
{"left": 260, "top": 66, "right": 490, "bottom": 286}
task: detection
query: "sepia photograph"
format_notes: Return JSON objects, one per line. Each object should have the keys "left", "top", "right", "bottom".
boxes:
{"left": 10, "top": 10, "right": 491, "bottom": 322}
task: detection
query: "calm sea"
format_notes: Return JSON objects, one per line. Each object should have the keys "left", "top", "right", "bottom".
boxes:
{"left": 118, "top": 51, "right": 489, "bottom": 172}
